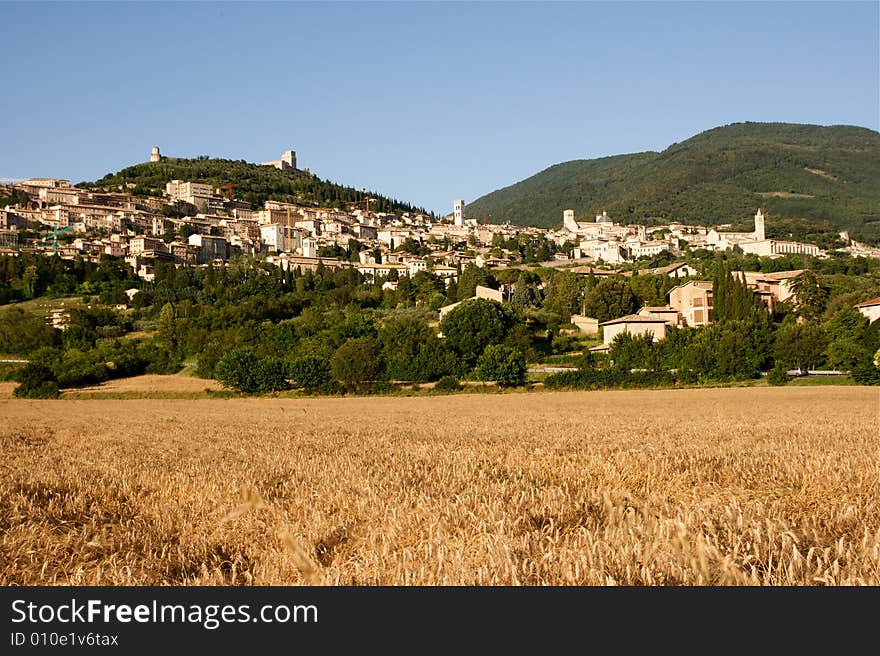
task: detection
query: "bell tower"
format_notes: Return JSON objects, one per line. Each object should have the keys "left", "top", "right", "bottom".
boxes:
{"left": 453, "top": 199, "right": 465, "bottom": 226}
{"left": 754, "top": 208, "right": 765, "bottom": 241}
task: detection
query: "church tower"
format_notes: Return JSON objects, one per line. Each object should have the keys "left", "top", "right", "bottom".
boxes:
{"left": 754, "top": 208, "right": 766, "bottom": 241}
{"left": 453, "top": 199, "right": 465, "bottom": 226}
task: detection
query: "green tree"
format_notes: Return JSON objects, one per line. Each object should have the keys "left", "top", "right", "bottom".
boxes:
{"left": 410, "top": 271, "right": 445, "bottom": 305}
{"left": 380, "top": 316, "right": 432, "bottom": 379}
{"left": 511, "top": 272, "right": 535, "bottom": 308}
{"left": 21, "top": 265, "right": 38, "bottom": 299}
{"left": 788, "top": 270, "right": 830, "bottom": 322}
{"left": 456, "top": 264, "right": 496, "bottom": 301}
{"left": 542, "top": 270, "right": 585, "bottom": 316}
{"left": 824, "top": 338, "right": 872, "bottom": 371}
{"left": 439, "top": 298, "right": 517, "bottom": 367}
{"left": 13, "top": 362, "right": 60, "bottom": 399}
{"left": 609, "top": 332, "right": 657, "bottom": 371}
{"left": 851, "top": 360, "right": 880, "bottom": 385}
{"left": 823, "top": 306, "right": 868, "bottom": 343}
{"left": 712, "top": 263, "right": 765, "bottom": 321}
{"left": 289, "top": 354, "right": 332, "bottom": 390}
{"left": 475, "top": 344, "right": 527, "bottom": 387}
{"left": 434, "top": 375, "right": 462, "bottom": 392}
{"left": 380, "top": 316, "right": 456, "bottom": 381}
{"left": 629, "top": 274, "right": 675, "bottom": 307}
{"left": 713, "top": 323, "right": 760, "bottom": 378}
{"left": 331, "top": 337, "right": 385, "bottom": 388}
{"left": 773, "top": 323, "right": 828, "bottom": 371}
{"left": 0, "top": 309, "right": 60, "bottom": 355}
{"left": 767, "top": 362, "right": 790, "bottom": 386}
{"left": 215, "top": 348, "right": 289, "bottom": 393}
{"left": 582, "top": 278, "right": 638, "bottom": 323}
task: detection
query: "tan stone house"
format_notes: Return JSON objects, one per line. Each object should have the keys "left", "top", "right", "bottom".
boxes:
{"left": 668, "top": 281, "right": 713, "bottom": 326}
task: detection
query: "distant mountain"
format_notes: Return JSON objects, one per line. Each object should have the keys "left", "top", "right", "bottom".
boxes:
{"left": 78, "top": 157, "right": 431, "bottom": 216}
{"left": 467, "top": 122, "right": 880, "bottom": 243}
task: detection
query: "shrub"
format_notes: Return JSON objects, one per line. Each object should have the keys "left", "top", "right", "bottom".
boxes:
{"left": 13, "top": 363, "right": 61, "bottom": 399}
{"left": 439, "top": 299, "right": 518, "bottom": 367}
{"left": 195, "top": 341, "right": 227, "bottom": 379}
{"left": 767, "top": 363, "right": 790, "bottom": 386}
{"left": 773, "top": 323, "right": 828, "bottom": 371}
{"left": 475, "top": 344, "right": 527, "bottom": 387}
{"left": 551, "top": 334, "right": 576, "bottom": 354}
{"left": 575, "top": 350, "right": 596, "bottom": 370}
{"left": 0, "top": 308, "right": 60, "bottom": 355}
{"left": 137, "top": 340, "right": 183, "bottom": 375}
{"left": 215, "top": 348, "right": 290, "bottom": 394}
{"left": 434, "top": 375, "right": 462, "bottom": 392}
{"left": 331, "top": 337, "right": 385, "bottom": 388}
{"left": 289, "top": 355, "right": 332, "bottom": 390}
{"left": 380, "top": 316, "right": 457, "bottom": 382}
{"left": 544, "top": 368, "right": 677, "bottom": 390}
{"left": 54, "top": 350, "right": 109, "bottom": 388}
{"left": 851, "top": 362, "right": 880, "bottom": 385}
{"left": 14, "top": 380, "right": 60, "bottom": 399}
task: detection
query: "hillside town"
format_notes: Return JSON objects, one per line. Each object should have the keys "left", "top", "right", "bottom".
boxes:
{"left": 2, "top": 147, "right": 880, "bottom": 339}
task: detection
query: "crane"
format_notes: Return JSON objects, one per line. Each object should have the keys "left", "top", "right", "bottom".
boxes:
{"left": 42, "top": 223, "right": 76, "bottom": 254}
{"left": 220, "top": 182, "right": 238, "bottom": 199}
{"left": 353, "top": 187, "right": 375, "bottom": 218}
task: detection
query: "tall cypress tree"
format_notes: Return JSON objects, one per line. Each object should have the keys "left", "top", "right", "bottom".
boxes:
{"left": 713, "top": 261, "right": 765, "bottom": 322}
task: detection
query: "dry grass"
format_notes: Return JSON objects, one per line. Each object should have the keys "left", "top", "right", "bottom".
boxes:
{"left": 0, "top": 382, "right": 16, "bottom": 400}
{"left": 1, "top": 387, "right": 877, "bottom": 585}
{"left": 60, "top": 374, "right": 223, "bottom": 399}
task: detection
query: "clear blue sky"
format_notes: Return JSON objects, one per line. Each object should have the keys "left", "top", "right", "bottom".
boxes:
{"left": 2, "top": 1, "right": 878, "bottom": 214}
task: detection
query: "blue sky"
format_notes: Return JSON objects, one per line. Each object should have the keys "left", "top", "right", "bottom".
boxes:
{"left": 2, "top": 1, "right": 878, "bottom": 214}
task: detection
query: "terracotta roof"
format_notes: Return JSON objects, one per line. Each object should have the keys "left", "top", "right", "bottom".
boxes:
{"left": 569, "top": 266, "right": 621, "bottom": 275}
{"left": 668, "top": 280, "right": 713, "bottom": 293}
{"left": 854, "top": 296, "right": 880, "bottom": 308}
{"left": 600, "top": 314, "right": 669, "bottom": 326}
{"left": 641, "top": 262, "right": 695, "bottom": 275}
{"left": 754, "top": 269, "right": 806, "bottom": 281}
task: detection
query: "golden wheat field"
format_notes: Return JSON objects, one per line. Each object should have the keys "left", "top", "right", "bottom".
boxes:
{"left": 1, "top": 386, "right": 878, "bottom": 585}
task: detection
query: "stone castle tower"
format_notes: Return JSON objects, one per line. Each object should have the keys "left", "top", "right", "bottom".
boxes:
{"left": 563, "top": 209, "right": 577, "bottom": 232}
{"left": 150, "top": 146, "right": 161, "bottom": 162}
{"left": 262, "top": 149, "right": 297, "bottom": 171}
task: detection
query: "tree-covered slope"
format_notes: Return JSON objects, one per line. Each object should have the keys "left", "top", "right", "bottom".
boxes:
{"left": 78, "top": 157, "right": 430, "bottom": 216}
{"left": 467, "top": 122, "right": 880, "bottom": 243}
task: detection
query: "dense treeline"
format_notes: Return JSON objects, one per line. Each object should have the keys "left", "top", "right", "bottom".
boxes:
{"left": 467, "top": 122, "right": 880, "bottom": 243}
{"left": 2, "top": 249, "right": 880, "bottom": 396}
{"left": 0, "top": 253, "right": 139, "bottom": 305}
{"left": 77, "top": 158, "right": 431, "bottom": 216}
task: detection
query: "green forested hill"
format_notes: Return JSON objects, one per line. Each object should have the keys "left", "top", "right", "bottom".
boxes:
{"left": 467, "top": 122, "right": 880, "bottom": 243}
{"left": 78, "top": 157, "right": 430, "bottom": 216}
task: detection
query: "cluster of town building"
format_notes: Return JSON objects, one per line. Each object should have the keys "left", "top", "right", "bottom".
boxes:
{"left": 578, "top": 268, "right": 806, "bottom": 352}
{"left": 1, "top": 148, "right": 877, "bottom": 299}
{"left": 553, "top": 207, "right": 826, "bottom": 262}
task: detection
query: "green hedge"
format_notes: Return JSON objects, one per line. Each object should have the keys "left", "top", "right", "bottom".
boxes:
{"left": 544, "top": 368, "right": 684, "bottom": 390}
